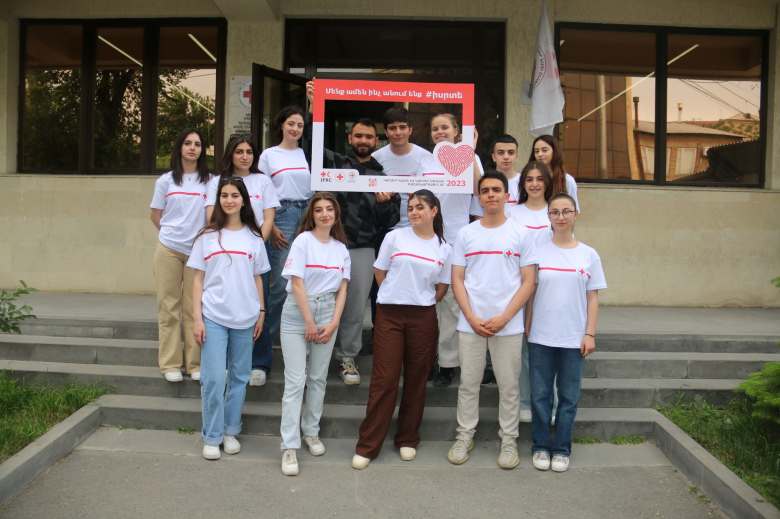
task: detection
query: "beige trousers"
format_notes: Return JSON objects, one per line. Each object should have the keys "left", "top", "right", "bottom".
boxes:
{"left": 456, "top": 332, "right": 522, "bottom": 441}
{"left": 153, "top": 242, "right": 199, "bottom": 374}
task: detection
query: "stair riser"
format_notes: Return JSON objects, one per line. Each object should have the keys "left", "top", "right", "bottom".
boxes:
{"left": 1, "top": 370, "right": 736, "bottom": 408}
{"left": 0, "top": 341, "right": 770, "bottom": 380}
{"left": 98, "top": 405, "right": 656, "bottom": 442}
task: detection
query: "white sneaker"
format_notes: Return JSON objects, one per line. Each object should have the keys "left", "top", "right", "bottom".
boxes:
{"left": 497, "top": 440, "right": 520, "bottom": 469}
{"left": 519, "top": 408, "right": 532, "bottom": 423}
{"left": 339, "top": 358, "right": 361, "bottom": 385}
{"left": 399, "top": 447, "right": 416, "bottom": 461}
{"left": 249, "top": 369, "right": 267, "bottom": 387}
{"left": 281, "top": 449, "right": 299, "bottom": 476}
{"left": 532, "top": 451, "right": 551, "bottom": 471}
{"left": 190, "top": 371, "right": 201, "bottom": 382}
{"left": 303, "top": 436, "right": 326, "bottom": 456}
{"left": 202, "top": 444, "right": 220, "bottom": 460}
{"left": 351, "top": 454, "right": 370, "bottom": 470}
{"left": 551, "top": 454, "right": 570, "bottom": 472}
{"left": 164, "top": 371, "right": 183, "bottom": 383}
{"left": 223, "top": 435, "right": 240, "bottom": 455}
{"left": 447, "top": 438, "right": 474, "bottom": 465}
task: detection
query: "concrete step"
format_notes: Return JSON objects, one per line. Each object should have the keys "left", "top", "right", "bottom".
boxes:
{"left": 94, "top": 394, "right": 660, "bottom": 441}
{"left": 2, "top": 334, "right": 776, "bottom": 380}
{"left": 16, "top": 318, "right": 780, "bottom": 353}
{"left": 0, "top": 359, "right": 742, "bottom": 408}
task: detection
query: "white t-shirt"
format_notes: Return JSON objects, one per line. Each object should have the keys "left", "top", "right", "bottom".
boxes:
{"left": 509, "top": 204, "right": 552, "bottom": 246}
{"left": 469, "top": 173, "right": 520, "bottom": 218}
{"left": 206, "top": 173, "right": 280, "bottom": 229}
{"left": 565, "top": 173, "right": 580, "bottom": 213}
{"left": 375, "top": 227, "right": 453, "bottom": 307}
{"left": 258, "top": 146, "right": 311, "bottom": 201}
{"left": 283, "top": 231, "right": 351, "bottom": 295}
{"left": 452, "top": 219, "right": 537, "bottom": 336}
{"left": 187, "top": 226, "right": 271, "bottom": 329}
{"left": 529, "top": 241, "right": 607, "bottom": 349}
{"left": 372, "top": 143, "right": 432, "bottom": 228}
{"left": 150, "top": 171, "right": 210, "bottom": 255}
{"left": 437, "top": 155, "right": 484, "bottom": 245}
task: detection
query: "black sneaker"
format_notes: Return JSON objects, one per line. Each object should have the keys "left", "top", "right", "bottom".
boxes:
{"left": 434, "top": 367, "right": 454, "bottom": 387}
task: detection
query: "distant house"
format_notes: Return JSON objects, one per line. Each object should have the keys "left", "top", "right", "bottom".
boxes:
{"left": 633, "top": 121, "right": 744, "bottom": 180}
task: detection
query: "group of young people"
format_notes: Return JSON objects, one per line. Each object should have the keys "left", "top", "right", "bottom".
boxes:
{"left": 148, "top": 88, "right": 606, "bottom": 476}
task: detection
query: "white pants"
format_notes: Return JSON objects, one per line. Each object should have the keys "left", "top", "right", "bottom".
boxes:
{"left": 456, "top": 332, "right": 522, "bottom": 441}
{"left": 435, "top": 289, "right": 460, "bottom": 368}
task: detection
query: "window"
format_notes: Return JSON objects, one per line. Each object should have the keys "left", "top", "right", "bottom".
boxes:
{"left": 557, "top": 24, "right": 767, "bottom": 187}
{"left": 19, "top": 19, "right": 225, "bottom": 174}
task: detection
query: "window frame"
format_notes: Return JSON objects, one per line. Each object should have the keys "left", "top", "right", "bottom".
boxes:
{"left": 18, "top": 18, "right": 227, "bottom": 175}
{"left": 555, "top": 22, "right": 769, "bottom": 188}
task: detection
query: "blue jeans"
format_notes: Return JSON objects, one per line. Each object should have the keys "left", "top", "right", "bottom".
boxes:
{"left": 200, "top": 317, "right": 253, "bottom": 446}
{"left": 251, "top": 270, "right": 273, "bottom": 371}
{"left": 279, "top": 293, "right": 337, "bottom": 449}
{"left": 528, "top": 342, "right": 583, "bottom": 456}
{"left": 519, "top": 335, "right": 558, "bottom": 413}
{"left": 266, "top": 200, "right": 307, "bottom": 342}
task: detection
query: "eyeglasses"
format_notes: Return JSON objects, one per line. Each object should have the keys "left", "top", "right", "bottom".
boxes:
{"left": 548, "top": 209, "right": 576, "bottom": 218}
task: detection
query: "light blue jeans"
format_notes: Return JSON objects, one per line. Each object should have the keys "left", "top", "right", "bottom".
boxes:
{"left": 520, "top": 335, "right": 558, "bottom": 414}
{"left": 200, "top": 317, "right": 253, "bottom": 446}
{"left": 267, "top": 200, "right": 307, "bottom": 342}
{"left": 279, "top": 292, "right": 337, "bottom": 450}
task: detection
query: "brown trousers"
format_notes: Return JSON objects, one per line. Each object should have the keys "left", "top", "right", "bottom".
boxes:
{"left": 356, "top": 304, "right": 438, "bottom": 459}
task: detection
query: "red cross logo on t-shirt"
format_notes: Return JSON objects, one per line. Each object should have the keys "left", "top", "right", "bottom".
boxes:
{"left": 253, "top": 194, "right": 262, "bottom": 200}
{"left": 578, "top": 268, "right": 590, "bottom": 279}
{"left": 248, "top": 253, "right": 254, "bottom": 261}
{"left": 202, "top": 194, "right": 208, "bottom": 200}
{"left": 505, "top": 250, "right": 513, "bottom": 257}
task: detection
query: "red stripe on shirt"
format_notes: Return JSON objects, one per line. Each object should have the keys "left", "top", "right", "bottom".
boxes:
{"left": 464, "top": 250, "right": 521, "bottom": 258}
{"left": 166, "top": 191, "right": 203, "bottom": 198}
{"left": 305, "top": 264, "right": 343, "bottom": 270}
{"left": 271, "top": 167, "right": 308, "bottom": 178}
{"left": 539, "top": 267, "right": 576, "bottom": 272}
{"left": 204, "top": 250, "right": 248, "bottom": 261}
{"left": 526, "top": 225, "right": 548, "bottom": 230}
{"left": 390, "top": 252, "right": 444, "bottom": 265}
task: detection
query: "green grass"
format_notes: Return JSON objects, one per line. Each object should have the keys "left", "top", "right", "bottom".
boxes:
{"left": 609, "top": 434, "right": 646, "bottom": 445}
{"left": 177, "top": 426, "right": 195, "bottom": 435}
{"left": 573, "top": 436, "right": 602, "bottom": 444}
{"left": 660, "top": 396, "right": 780, "bottom": 509}
{"left": 0, "top": 373, "right": 107, "bottom": 463}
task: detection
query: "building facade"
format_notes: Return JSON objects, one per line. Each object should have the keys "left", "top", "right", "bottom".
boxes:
{"left": 1, "top": 0, "right": 779, "bottom": 306}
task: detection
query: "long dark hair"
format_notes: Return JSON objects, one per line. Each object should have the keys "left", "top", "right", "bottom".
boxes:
{"left": 170, "top": 129, "right": 210, "bottom": 186}
{"left": 273, "top": 105, "right": 306, "bottom": 146}
{"left": 199, "top": 177, "right": 263, "bottom": 241}
{"left": 297, "top": 192, "right": 348, "bottom": 244}
{"left": 518, "top": 161, "right": 553, "bottom": 204}
{"left": 529, "top": 135, "right": 567, "bottom": 195}
{"left": 219, "top": 135, "right": 260, "bottom": 177}
{"left": 409, "top": 189, "right": 445, "bottom": 244}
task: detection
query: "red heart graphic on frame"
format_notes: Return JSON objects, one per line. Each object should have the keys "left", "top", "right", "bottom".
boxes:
{"left": 435, "top": 143, "right": 474, "bottom": 177}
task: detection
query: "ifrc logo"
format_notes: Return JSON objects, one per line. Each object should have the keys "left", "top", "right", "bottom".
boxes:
{"left": 505, "top": 250, "right": 513, "bottom": 257}
{"left": 336, "top": 173, "right": 344, "bottom": 181}
{"left": 320, "top": 171, "right": 329, "bottom": 178}
{"left": 578, "top": 268, "right": 591, "bottom": 279}
{"left": 253, "top": 194, "right": 262, "bottom": 200}
{"left": 248, "top": 253, "right": 254, "bottom": 261}
{"left": 202, "top": 194, "right": 208, "bottom": 200}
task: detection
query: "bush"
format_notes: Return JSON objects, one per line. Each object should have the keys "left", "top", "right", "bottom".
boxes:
{"left": 0, "top": 281, "right": 36, "bottom": 333}
{"left": 739, "top": 362, "right": 780, "bottom": 426}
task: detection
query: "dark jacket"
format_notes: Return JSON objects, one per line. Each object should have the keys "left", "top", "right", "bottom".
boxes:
{"left": 302, "top": 114, "right": 400, "bottom": 249}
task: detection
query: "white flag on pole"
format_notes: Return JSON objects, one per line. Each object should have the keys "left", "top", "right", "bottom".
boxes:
{"left": 529, "top": 1, "right": 565, "bottom": 137}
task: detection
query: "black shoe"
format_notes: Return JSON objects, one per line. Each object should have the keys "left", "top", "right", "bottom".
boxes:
{"left": 428, "top": 362, "right": 438, "bottom": 382}
{"left": 434, "top": 367, "right": 454, "bottom": 387}
{"left": 481, "top": 368, "right": 496, "bottom": 385}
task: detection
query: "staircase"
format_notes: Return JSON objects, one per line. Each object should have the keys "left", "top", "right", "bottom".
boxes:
{"left": 2, "top": 316, "right": 778, "bottom": 441}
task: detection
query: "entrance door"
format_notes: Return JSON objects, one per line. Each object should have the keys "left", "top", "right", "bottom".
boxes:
{"left": 251, "top": 64, "right": 307, "bottom": 150}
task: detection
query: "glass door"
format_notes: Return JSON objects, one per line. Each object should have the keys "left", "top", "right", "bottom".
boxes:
{"left": 251, "top": 64, "right": 307, "bottom": 150}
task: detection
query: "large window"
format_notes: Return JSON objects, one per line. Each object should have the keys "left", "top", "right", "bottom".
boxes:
{"left": 557, "top": 24, "right": 767, "bottom": 187}
{"left": 19, "top": 19, "right": 226, "bottom": 174}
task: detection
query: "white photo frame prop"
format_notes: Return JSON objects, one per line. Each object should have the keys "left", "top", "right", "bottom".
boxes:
{"left": 311, "top": 79, "right": 475, "bottom": 194}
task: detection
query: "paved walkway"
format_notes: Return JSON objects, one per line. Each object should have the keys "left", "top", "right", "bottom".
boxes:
{"left": 19, "top": 292, "right": 780, "bottom": 336}
{"left": 0, "top": 428, "right": 725, "bottom": 519}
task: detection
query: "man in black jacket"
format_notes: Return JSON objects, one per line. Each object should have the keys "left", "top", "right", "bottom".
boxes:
{"left": 328, "top": 119, "right": 400, "bottom": 384}
{"left": 302, "top": 86, "right": 400, "bottom": 384}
